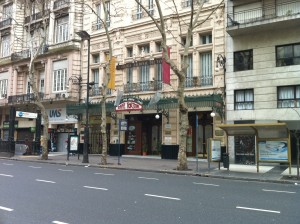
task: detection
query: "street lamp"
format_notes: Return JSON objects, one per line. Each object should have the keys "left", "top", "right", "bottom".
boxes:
{"left": 76, "top": 30, "right": 91, "bottom": 164}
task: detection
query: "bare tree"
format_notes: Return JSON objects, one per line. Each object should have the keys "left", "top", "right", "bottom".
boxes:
{"left": 135, "top": 0, "right": 224, "bottom": 170}
{"left": 16, "top": 0, "right": 51, "bottom": 160}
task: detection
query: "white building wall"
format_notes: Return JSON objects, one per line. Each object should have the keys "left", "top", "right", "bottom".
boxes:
{"left": 226, "top": 27, "right": 300, "bottom": 123}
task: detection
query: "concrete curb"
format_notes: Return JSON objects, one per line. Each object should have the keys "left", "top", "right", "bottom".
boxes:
{"left": 2, "top": 157, "right": 300, "bottom": 185}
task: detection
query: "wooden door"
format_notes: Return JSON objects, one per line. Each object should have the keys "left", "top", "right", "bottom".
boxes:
{"left": 125, "top": 121, "right": 142, "bottom": 155}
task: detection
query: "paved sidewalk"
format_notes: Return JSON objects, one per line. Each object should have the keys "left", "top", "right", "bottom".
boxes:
{"left": 3, "top": 152, "right": 300, "bottom": 184}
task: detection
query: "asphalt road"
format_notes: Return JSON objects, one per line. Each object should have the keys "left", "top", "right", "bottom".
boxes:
{"left": 0, "top": 160, "right": 299, "bottom": 224}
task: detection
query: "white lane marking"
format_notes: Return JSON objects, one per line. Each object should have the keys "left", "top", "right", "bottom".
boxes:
{"left": 193, "top": 182, "right": 219, "bottom": 187}
{"left": 0, "top": 174, "right": 13, "bottom": 177}
{"left": 58, "top": 169, "right": 73, "bottom": 172}
{"left": 138, "top": 177, "right": 159, "bottom": 180}
{"left": 236, "top": 206, "right": 280, "bottom": 214}
{"left": 262, "top": 189, "right": 296, "bottom": 194}
{"left": 29, "top": 166, "right": 42, "bottom": 169}
{"left": 0, "top": 206, "right": 14, "bottom": 212}
{"left": 84, "top": 186, "right": 108, "bottom": 191}
{"left": 3, "top": 163, "right": 13, "bottom": 166}
{"left": 145, "top": 194, "right": 181, "bottom": 201}
{"left": 36, "top": 179, "right": 56, "bottom": 184}
{"left": 52, "top": 221, "right": 69, "bottom": 224}
{"left": 94, "top": 172, "right": 115, "bottom": 176}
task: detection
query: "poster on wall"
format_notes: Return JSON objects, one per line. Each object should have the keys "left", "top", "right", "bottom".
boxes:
{"left": 210, "top": 139, "right": 221, "bottom": 162}
{"left": 258, "top": 141, "right": 288, "bottom": 161}
{"left": 70, "top": 136, "right": 79, "bottom": 152}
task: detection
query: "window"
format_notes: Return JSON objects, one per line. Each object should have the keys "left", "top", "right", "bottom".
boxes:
{"left": 3, "top": 4, "right": 13, "bottom": 20}
{"left": 156, "top": 62, "right": 162, "bottom": 90}
{"left": 92, "top": 54, "right": 100, "bottom": 63}
{"left": 182, "top": 0, "right": 208, "bottom": 8}
{"left": 127, "top": 47, "right": 133, "bottom": 57}
{"left": 1, "top": 35, "right": 10, "bottom": 57}
{"left": 127, "top": 67, "right": 133, "bottom": 83}
{"left": 95, "top": 4, "right": 101, "bottom": 30}
{"left": 139, "top": 44, "right": 150, "bottom": 55}
{"left": 92, "top": 69, "right": 100, "bottom": 95}
{"left": 155, "top": 42, "right": 162, "bottom": 52}
{"left": 278, "top": 85, "right": 300, "bottom": 108}
{"left": 105, "top": 1, "right": 110, "bottom": 27}
{"left": 235, "top": 89, "right": 254, "bottom": 110}
{"left": 200, "top": 52, "right": 212, "bottom": 86}
{"left": 234, "top": 50, "right": 253, "bottom": 72}
{"left": 136, "top": 0, "right": 142, "bottom": 19}
{"left": 276, "top": 43, "right": 300, "bottom": 67}
{"left": 181, "top": 36, "right": 193, "bottom": 47}
{"left": 139, "top": 64, "right": 150, "bottom": 91}
{"left": 55, "top": 16, "right": 69, "bottom": 43}
{"left": 148, "top": 0, "right": 154, "bottom": 15}
{"left": 40, "top": 71, "right": 45, "bottom": 93}
{"left": 53, "top": 69, "right": 67, "bottom": 92}
{"left": 0, "top": 79, "right": 7, "bottom": 98}
{"left": 26, "top": 76, "right": 32, "bottom": 94}
{"left": 184, "top": 54, "right": 193, "bottom": 87}
{"left": 200, "top": 34, "right": 212, "bottom": 44}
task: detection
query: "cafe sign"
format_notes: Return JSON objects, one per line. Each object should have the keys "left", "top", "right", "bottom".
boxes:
{"left": 116, "top": 97, "right": 143, "bottom": 112}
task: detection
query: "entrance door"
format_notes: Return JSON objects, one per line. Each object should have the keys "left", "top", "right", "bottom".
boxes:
{"left": 125, "top": 121, "right": 142, "bottom": 155}
{"left": 57, "top": 133, "right": 69, "bottom": 152}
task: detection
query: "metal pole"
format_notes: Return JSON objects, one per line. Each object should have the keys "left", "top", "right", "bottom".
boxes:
{"left": 297, "top": 137, "right": 299, "bottom": 179}
{"left": 83, "top": 38, "right": 90, "bottom": 163}
{"left": 118, "top": 120, "right": 121, "bottom": 165}
{"left": 195, "top": 113, "right": 198, "bottom": 172}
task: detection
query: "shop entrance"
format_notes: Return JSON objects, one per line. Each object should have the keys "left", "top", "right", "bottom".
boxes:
{"left": 125, "top": 114, "right": 161, "bottom": 155}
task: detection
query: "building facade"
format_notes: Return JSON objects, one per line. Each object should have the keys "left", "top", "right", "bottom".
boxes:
{"left": 0, "top": 0, "right": 86, "bottom": 153}
{"left": 0, "top": 0, "right": 226, "bottom": 157}
{"left": 68, "top": 0, "right": 227, "bottom": 157}
{"left": 226, "top": 0, "right": 300, "bottom": 164}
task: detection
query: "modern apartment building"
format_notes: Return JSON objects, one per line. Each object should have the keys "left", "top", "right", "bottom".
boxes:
{"left": 226, "top": 0, "right": 300, "bottom": 164}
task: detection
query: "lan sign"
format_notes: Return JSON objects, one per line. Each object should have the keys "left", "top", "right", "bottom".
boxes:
{"left": 116, "top": 101, "right": 142, "bottom": 112}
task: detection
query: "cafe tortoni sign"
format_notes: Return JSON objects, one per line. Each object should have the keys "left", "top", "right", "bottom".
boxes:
{"left": 116, "top": 97, "right": 143, "bottom": 112}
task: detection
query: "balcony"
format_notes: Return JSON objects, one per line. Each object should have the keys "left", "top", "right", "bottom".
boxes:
{"left": 90, "top": 87, "right": 112, "bottom": 97}
{"left": 53, "top": 0, "right": 70, "bottom": 10}
{"left": 0, "top": 18, "right": 12, "bottom": 30}
{"left": 24, "top": 10, "right": 49, "bottom": 24}
{"left": 227, "top": 1, "right": 300, "bottom": 36}
{"left": 11, "top": 45, "right": 48, "bottom": 61}
{"left": 8, "top": 93, "right": 44, "bottom": 104}
{"left": 124, "top": 81, "right": 162, "bottom": 93}
{"left": 185, "top": 76, "right": 212, "bottom": 88}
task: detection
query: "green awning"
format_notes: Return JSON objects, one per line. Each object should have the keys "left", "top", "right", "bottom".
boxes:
{"left": 66, "top": 94, "right": 223, "bottom": 116}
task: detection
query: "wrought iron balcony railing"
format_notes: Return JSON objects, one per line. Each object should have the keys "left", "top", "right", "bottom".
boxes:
{"left": 0, "top": 18, "right": 12, "bottom": 29}
{"left": 24, "top": 10, "right": 49, "bottom": 24}
{"left": 90, "top": 87, "right": 112, "bottom": 97}
{"left": 8, "top": 93, "right": 44, "bottom": 104}
{"left": 124, "top": 81, "right": 162, "bottom": 93}
{"left": 185, "top": 76, "right": 213, "bottom": 88}
{"left": 11, "top": 45, "right": 48, "bottom": 61}
{"left": 227, "top": 0, "right": 300, "bottom": 27}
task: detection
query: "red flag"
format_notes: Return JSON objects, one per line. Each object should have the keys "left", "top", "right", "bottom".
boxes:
{"left": 162, "top": 47, "right": 170, "bottom": 85}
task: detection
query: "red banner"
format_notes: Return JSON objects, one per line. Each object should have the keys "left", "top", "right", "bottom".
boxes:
{"left": 162, "top": 47, "right": 170, "bottom": 85}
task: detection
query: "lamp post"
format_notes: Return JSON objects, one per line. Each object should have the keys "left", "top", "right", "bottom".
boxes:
{"left": 76, "top": 30, "right": 90, "bottom": 164}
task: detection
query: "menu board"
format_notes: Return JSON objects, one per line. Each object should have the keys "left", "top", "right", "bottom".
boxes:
{"left": 127, "top": 125, "right": 136, "bottom": 151}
